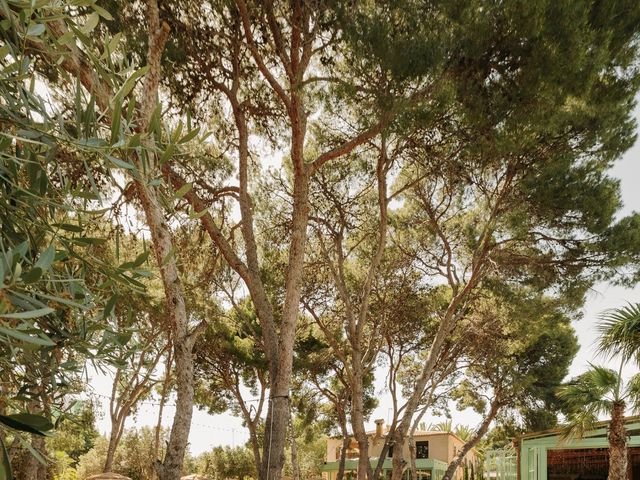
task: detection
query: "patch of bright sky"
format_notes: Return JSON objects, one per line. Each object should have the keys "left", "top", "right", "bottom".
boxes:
{"left": 88, "top": 106, "right": 640, "bottom": 456}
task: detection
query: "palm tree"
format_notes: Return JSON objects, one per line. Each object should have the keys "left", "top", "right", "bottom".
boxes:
{"left": 598, "top": 303, "right": 640, "bottom": 363}
{"left": 454, "top": 425, "right": 474, "bottom": 442}
{"left": 429, "top": 420, "right": 453, "bottom": 433}
{"left": 558, "top": 364, "right": 640, "bottom": 480}
{"left": 429, "top": 420, "right": 473, "bottom": 441}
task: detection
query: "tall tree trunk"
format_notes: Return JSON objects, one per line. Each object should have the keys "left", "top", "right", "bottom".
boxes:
{"left": 135, "top": 4, "right": 193, "bottom": 480}
{"left": 157, "top": 328, "right": 194, "bottom": 480}
{"left": 34, "top": 436, "right": 46, "bottom": 480}
{"left": 290, "top": 429, "right": 301, "bottom": 480}
{"left": 16, "top": 440, "right": 38, "bottom": 480}
{"left": 351, "top": 359, "right": 372, "bottom": 480}
{"left": 391, "top": 440, "right": 404, "bottom": 480}
{"left": 30, "top": 4, "right": 189, "bottom": 479}
{"left": 16, "top": 435, "right": 46, "bottom": 480}
{"left": 260, "top": 169, "right": 310, "bottom": 480}
{"left": 408, "top": 400, "right": 433, "bottom": 480}
{"left": 391, "top": 293, "right": 476, "bottom": 480}
{"left": 442, "top": 398, "right": 501, "bottom": 480}
{"left": 608, "top": 401, "right": 627, "bottom": 480}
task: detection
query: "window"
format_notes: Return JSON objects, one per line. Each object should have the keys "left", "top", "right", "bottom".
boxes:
{"left": 387, "top": 445, "right": 393, "bottom": 458}
{"left": 416, "top": 441, "right": 429, "bottom": 459}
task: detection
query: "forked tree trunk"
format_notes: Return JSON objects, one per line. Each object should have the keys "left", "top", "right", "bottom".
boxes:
{"left": 408, "top": 400, "right": 433, "bottom": 480}
{"left": 608, "top": 401, "right": 627, "bottom": 480}
{"left": 391, "top": 287, "right": 480, "bottom": 480}
{"left": 104, "top": 420, "right": 123, "bottom": 473}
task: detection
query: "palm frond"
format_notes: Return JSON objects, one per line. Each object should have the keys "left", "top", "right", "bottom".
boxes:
{"left": 625, "top": 373, "right": 640, "bottom": 412}
{"left": 454, "top": 425, "right": 474, "bottom": 441}
{"left": 587, "top": 364, "right": 621, "bottom": 392}
{"left": 560, "top": 408, "right": 600, "bottom": 441}
{"left": 558, "top": 366, "right": 619, "bottom": 408}
{"left": 430, "top": 420, "right": 453, "bottom": 432}
{"left": 598, "top": 303, "right": 640, "bottom": 363}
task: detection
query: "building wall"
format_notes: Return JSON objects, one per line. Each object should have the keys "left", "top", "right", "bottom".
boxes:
{"left": 325, "top": 431, "right": 477, "bottom": 477}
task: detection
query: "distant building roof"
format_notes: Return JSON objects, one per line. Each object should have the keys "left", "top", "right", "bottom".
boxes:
{"left": 331, "top": 428, "right": 468, "bottom": 445}
{"left": 515, "top": 415, "right": 640, "bottom": 443}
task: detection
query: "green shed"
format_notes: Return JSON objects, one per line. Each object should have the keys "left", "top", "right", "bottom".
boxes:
{"left": 515, "top": 416, "right": 640, "bottom": 480}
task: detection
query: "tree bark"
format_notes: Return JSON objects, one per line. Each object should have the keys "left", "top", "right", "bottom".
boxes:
{"left": 290, "top": 424, "right": 301, "bottom": 480}
{"left": 337, "top": 434, "right": 350, "bottom": 480}
{"left": 134, "top": 4, "right": 194, "bottom": 480}
{"left": 608, "top": 401, "right": 627, "bottom": 480}
{"left": 260, "top": 174, "right": 309, "bottom": 480}
{"left": 17, "top": 440, "right": 38, "bottom": 480}
{"left": 351, "top": 359, "right": 372, "bottom": 480}
{"left": 27, "top": 3, "right": 192, "bottom": 479}
{"left": 408, "top": 435, "right": 417, "bottom": 480}
{"left": 372, "top": 431, "right": 394, "bottom": 480}
{"left": 104, "top": 416, "right": 124, "bottom": 472}
{"left": 408, "top": 398, "right": 434, "bottom": 480}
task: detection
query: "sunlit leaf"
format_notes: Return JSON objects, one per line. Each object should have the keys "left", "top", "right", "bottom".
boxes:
{"left": 0, "top": 308, "right": 55, "bottom": 320}
{"left": 0, "top": 413, "right": 53, "bottom": 435}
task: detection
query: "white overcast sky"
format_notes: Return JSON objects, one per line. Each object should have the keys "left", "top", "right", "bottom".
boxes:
{"left": 88, "top": 106, "right": 640, "bottom": 456}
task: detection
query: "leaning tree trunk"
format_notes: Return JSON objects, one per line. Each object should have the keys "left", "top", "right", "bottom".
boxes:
{"left": 442, "top": 398, "right": 501, "bottom": 480}
{"left": 408, "top": 400, "right": 433, "bottom": 480}
{"left": 135, "top": 4, "right": 196, "bottom": 480}
{"left": 104, "top": 408, "right": 131, "bottom": 473}
{"left": 336, "top": 435, "right": 350, "bottom": 480}
{"left": 103, "top": 422, "right": 122, "bottom": 473}
{"left": 608, "top": 401, "right": 627, "bottom": 480}
{"left": 408, "top": 434, "right": 418, "bottom": 480}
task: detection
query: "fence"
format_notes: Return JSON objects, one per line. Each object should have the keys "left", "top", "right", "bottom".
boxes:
{"left": 484, "top": 448, "right": 517, "bottom": 480}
